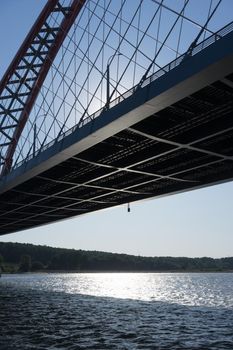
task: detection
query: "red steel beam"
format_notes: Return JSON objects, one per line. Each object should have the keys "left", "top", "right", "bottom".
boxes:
{"left": 1, "top": 0, "right": 86, "bottom": 176}
{"left": 0, "top": 0, "right": 59, "bottom": 97}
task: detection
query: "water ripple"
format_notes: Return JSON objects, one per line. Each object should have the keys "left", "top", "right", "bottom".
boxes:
{"left": 1, "top": 273, "right": 233, "bottom": 349}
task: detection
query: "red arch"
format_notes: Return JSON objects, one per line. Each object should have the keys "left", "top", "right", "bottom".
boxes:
{"left": 0, "top": 0, "right": 86, "bottom": 176}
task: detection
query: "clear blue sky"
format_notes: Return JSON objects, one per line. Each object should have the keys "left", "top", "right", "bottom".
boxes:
{"left": 0, "top": 0, "right": 233, "bottom": 258}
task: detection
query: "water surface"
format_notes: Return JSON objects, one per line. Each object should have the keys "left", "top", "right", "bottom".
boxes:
{"left": 1, "top": 273, "right": 233, "bottom": 349}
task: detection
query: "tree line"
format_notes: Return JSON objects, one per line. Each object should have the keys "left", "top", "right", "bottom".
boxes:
{"left": 0, "top": 241, "right": 233, "bottom": 272}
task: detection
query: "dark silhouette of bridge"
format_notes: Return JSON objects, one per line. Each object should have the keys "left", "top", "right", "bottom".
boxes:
{"left": 0, "top": 0, "right": 233, "bottom": 235}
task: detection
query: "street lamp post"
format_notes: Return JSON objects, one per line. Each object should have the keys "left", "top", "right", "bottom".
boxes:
{"left": 106, "top": 53, "right": 122, "bottom": 109}
{"left": 32, "top": 114, "right": 46, "bottom": 157}
{"left": 33, "top": 123, "right": 37, "bottom": 157}
{"left": 106, "top": 61, "right": 110, "bottom": 109}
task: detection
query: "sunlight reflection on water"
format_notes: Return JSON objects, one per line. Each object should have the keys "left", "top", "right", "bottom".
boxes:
{"left": 2, "top": 272, "right": 233, "bottom": 307}
{"left": 1, "top": 273, "right": 233, "bottom": 349}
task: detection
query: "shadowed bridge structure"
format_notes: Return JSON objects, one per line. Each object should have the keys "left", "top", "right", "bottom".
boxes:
{"left": 0, "top": 0, "right": 233, "bottom": 235}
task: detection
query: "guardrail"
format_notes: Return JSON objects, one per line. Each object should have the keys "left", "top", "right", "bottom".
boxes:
{"left": 12, "top": 20, "right": 233, "bottom": 172}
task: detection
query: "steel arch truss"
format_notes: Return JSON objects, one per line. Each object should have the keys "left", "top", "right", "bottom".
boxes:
{"left": 0, "top": 0, "right": 230, "bottom": 179}
{"left": 0, "top": 0, "right": 86, "bottom": 176}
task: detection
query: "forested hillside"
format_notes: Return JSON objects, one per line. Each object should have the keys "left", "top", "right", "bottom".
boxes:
{"left": 0, "top": 242, "right": 233, "bottom": 272}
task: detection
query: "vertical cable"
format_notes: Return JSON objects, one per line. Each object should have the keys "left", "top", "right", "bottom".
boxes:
{"left": 133, "top": 3, "right": 141, "bottom": 86}
{"left": 203, "top": 0, "right": 213, "bottom": 42}
{"left": 116, "top": 0, "right": 123, "bottom": 98}
{"left": 176, "top": 0, "right": 187, "bottom": 58}
{"left": 153, "top": 4, "right": 162, "bottom": 72}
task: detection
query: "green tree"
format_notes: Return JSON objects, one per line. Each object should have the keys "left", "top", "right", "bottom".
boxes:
{"left": 19, "top": 254, "right": 31, "bottom": 272}
{"left": 31, "top": 261, "right": 44, "bottom": 271}
{"left": 0, "top": 254, "right": 3, "bottom": 274}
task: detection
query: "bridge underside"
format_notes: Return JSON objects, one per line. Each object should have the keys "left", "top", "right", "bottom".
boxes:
{"left": 1, "top": 70, "right": 233, "bottom": 235}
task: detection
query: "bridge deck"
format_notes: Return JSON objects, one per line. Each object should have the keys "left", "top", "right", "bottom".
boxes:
{"left": 1, "top": 27, "right": 233, "bottom": 235}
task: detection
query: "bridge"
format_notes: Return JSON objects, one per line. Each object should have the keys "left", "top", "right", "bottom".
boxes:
{"left": 0, "top": 0, "right": 233, "bottom": 235}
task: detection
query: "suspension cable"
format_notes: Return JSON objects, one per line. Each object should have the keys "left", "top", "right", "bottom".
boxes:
{"left": 137, "top": 0, "right": 189, "bottom": 88}
{"left": 150, "top": 0, "right": 218, "bottom": 36}
{"left": 184, "top": 0, "right": 222, "bottom": 58}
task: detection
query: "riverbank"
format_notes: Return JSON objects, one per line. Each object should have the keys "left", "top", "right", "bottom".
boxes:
{"left": 1, "top": 241, "right": 233, "bottom": 273}
{"left": 1, "top": 268, "right": 233, "bottom": 275}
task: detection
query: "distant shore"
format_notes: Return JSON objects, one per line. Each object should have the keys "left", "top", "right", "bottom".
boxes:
{"left": 2, "top": 269, "right": 233, "bottom": 275}
{"left": 1, "top": 241, "right": 233, "bottom": 274}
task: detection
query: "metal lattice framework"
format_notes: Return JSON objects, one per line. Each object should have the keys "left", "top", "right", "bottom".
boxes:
{"left": 1, "top": 0, "right": 233, "bottom": 234}
{"left": 0, "top": 0, "right": 232, "bottom": 176}
{"left": 0, "top": 0, "right": 86, "bottom": 175}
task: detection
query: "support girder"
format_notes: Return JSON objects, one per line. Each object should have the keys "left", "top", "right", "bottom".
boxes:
{"left": 1, "top": 13, "right": 233, "bottom": 235}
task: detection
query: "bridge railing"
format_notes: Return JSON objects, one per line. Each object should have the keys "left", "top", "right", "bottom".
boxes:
{"left": 12, "top": 20, "right": 233, "bottom": 172}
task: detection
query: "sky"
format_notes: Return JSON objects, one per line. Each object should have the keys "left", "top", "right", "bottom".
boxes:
{"left": 0, "top": 0, "right": 233, "bottom": 258}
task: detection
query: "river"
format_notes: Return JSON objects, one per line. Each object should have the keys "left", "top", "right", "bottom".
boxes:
{"left": 1, "top": 272, "right": 233, "bottom": 349}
